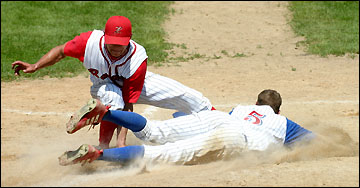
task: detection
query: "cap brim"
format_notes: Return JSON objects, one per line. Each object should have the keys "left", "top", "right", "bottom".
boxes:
{"left": 104, "top": 35, "right": 130, "bottom": 45}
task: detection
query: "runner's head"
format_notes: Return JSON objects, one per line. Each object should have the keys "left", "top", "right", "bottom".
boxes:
{"left": 256, "top": 89, "right": 282, "bottom": 114}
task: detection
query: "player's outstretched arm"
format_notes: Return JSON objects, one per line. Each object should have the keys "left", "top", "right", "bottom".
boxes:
{"left": 12, "top": 43, "right": 67, "bottom": 76}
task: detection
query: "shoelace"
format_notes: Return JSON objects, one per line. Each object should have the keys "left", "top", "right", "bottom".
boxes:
{"left": 87, "top": 122, "right": 99, "bottom": 131}
{"left": 86, "top": 104, "right": 111, "bottom": 132}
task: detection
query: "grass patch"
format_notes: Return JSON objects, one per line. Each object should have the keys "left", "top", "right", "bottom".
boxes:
{"left": 1, "top": 1, "right": 174, "bottom": 81}
{"left": 288, "top": 1, "right": 359, "bottom": 56}
{"left": 232, "top": 53, "right": 246, "bottom": 58}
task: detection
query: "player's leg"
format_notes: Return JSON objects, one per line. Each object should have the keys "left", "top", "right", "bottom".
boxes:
{"left": 66, "top": 98, "right": 111, "bottom": 134}
{"left": 90, "top": 82, "right": 126, "bottom": 149}
{"left": 103, "top": 109, "right": 232, "bottom": 144}
{"left": 143, "top": 124, "right": 247, "bottom": 165}
{"left": 65, "top": 95, "right": 136, "bottom": 141}
{"left": 90, "top": 82, "right": 126, "bottom": 111}
{"left": 102, "top": 110, "right": 147, "bottom": 132}
{"left": 137, "top": 72, "right": 215, "bottom": 114}
{"left": 59, "top": 124, "right": 246, "bottom": 166}
{"left": 66, "top": 95, "right": 227, "bottom": 145}
{"left": 58, "top": 144, "right": 145, "bottom": 166}
{"left": 135, "top": 110, "right": 235, "bottom": 144}
{"left": 98, "top": 120, "right": 118, "bottom": 149}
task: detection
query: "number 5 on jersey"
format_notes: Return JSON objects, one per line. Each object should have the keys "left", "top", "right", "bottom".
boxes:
{"left": 244, "top": 111, "right": 266, "bottom": 125}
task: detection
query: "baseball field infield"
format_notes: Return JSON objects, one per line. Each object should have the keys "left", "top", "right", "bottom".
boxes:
{"left": 2, "top": 2, "right": 358, "bottom": 186}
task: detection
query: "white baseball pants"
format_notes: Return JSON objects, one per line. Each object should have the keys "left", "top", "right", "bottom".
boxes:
{"left": 90, "top": 71, "right": 213, "bottom": 113}
{"left": 134, "top": 110, "right": 248, "bottom": 165}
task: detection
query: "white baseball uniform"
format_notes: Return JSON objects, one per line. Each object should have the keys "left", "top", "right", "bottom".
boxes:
{"left": 83, "top": 30, "right": 213, "bottom": 113}
{"left": 132, "top": 105, "right": 308, "bottom": 165}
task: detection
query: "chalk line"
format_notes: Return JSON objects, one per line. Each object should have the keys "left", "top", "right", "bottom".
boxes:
{"left": 215, "top": 100, "right": 359, "bottom": 108}
{"left": 1, "top": 100, "right": 358, "bottom": 116}
{"left": 1, "top": 108, "right": 73, "bottom": 116}
{"left": 141, "top": 106, "right": 159, "bottom": 116}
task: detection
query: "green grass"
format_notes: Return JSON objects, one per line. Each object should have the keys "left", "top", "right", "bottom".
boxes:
{"left": 2, "top": 1, "right": 359, "bottom": 82}
{"left": 288, "top": 1, "right": 359, "bottom": 56}
{"left": 1, "top": 1, "right": 173, "bottom": 81}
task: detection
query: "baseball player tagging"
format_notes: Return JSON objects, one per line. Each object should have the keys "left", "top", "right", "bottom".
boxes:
{"left": 12, "top": 15, "right": 215, "bottom": 149}
{"left": 59, "top": 89, "right": 315, "bottom": 166}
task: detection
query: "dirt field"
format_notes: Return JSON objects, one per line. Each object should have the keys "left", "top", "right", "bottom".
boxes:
{"left": 1, "top": 1, "right": 359, "bottom": 187}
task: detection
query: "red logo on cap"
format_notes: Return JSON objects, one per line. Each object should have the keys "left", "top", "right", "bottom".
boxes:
{"left": 104, "top": 16, "right": 132, "bottom": 45}
{"left": 115, "top": 26, "right": 122, "bottom": 34}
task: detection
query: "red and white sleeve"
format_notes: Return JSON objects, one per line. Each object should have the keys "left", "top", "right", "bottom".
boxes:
{"left": 63, "top": 31, "right": 92, "bottom": 62}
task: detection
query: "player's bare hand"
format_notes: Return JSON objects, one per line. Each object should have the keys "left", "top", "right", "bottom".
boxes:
{"left": 123, "top": 103, "right": 134, "bottom": 112}
{"left": 11, "top": 61, "right": 36, "bottom": 76}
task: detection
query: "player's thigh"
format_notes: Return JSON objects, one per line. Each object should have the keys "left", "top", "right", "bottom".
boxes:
{"left": 138, "top": 72, "right": 212, "bottom": 113}
{"left": 135, "top": 110, "right": 232, "bottom": 143}
{"left": 143, "top": 125, "right": 247, "bottom": 164}
{"left": 139, "top": 72, "right": 184, "bottom": 100}
{"left": 90, "top": 82, "right": 125, "bottom": 110}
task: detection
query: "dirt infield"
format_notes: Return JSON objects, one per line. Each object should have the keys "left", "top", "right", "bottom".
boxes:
{"left": 1, "top": 2, "right": 359, "bottom": 186}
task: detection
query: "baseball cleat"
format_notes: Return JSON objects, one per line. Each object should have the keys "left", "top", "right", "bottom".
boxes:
{"left": 58, "top": 144, "right": 103, "bottom": 166}
{"left": 66, "top": 98, "right": 110, "bottom": 134}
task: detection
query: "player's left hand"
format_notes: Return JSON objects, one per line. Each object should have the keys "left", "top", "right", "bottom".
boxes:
{"left": 11, "top": 61, "right": 37, "bottom": 76}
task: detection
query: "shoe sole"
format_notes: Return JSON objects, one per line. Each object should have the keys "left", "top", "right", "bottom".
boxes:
{"left": 58, "top": 144, "right": 89, "bottom": 166}
{"left": 66, "top": 99, "right": 97, "bottom": 133}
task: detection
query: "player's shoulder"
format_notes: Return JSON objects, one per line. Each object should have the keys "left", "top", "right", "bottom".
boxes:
{"left": 130, "top": 39, "right": 147, "bottom": 53}
{"left": 231, "top": 104, "right": 276, "bottom": 116}
{"left": 233, "top": 104, "right": 272, "bottom": 111}
{"left": 89, "top": 29, "right": 104, "bottom": 37}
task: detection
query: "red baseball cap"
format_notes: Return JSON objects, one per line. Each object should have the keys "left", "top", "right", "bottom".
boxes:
{"left": 104, "top": 16, "right": 132, "bottom": 45}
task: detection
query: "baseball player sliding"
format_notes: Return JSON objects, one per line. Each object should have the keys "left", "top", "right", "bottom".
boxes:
{"left": 59, "top": 89, "right": 315, "bottom": 166}
{"left": 12, "top": 16, "right": 215, "bottom": 149}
